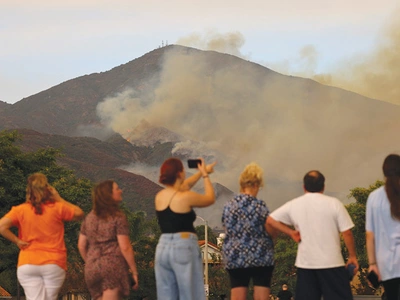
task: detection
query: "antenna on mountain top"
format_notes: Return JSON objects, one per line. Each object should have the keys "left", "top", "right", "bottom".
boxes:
{"left": 166, "top": 40, "right": 168, "bottom": 46}
{"left": 162, "top": 40, "right": 164, "bottom": 47}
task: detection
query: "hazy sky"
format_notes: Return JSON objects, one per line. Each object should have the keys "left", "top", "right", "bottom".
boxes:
{"left": 1, "top": 0, "right": 399, "bottom": 104}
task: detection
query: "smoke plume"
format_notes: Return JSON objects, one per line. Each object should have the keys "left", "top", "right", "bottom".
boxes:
{"left": 280, "top": 10, "right": 400, "bottom": 105}
{"left": 96, "top": 43, "right": 400, "bottom": 223}
{"left": 176, "top": 30, "right": 246, "bottom": 58}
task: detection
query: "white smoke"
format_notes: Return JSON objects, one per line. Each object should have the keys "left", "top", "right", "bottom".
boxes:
{"left": 97, "top": 44, "right": 400, "bottom": 216}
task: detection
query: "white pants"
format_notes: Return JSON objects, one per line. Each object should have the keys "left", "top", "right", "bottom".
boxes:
{"left": 17, "top": 264, "right": 66, "bottom": 300}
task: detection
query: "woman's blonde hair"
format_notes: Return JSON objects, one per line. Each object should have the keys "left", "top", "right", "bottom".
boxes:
{"left": 26, "top": 173, "right": 55, "bottom": 214}
{"left": 239, "top": 162, "right": 264, "bottom": 191}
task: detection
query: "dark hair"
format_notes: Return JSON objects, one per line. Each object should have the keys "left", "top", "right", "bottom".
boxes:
{"left": 303, "top": 170, "right": 325, "bottom": 193}
{"left": 383, "top": 154, "right": 400, "bottom": 220}
{"left": 159, "top": 158, "right": 184, "bottom": 185}
{"left": 93, "top": 180, "right": 120, "bottom": 219}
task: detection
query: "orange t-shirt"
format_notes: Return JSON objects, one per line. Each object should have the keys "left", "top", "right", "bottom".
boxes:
{"left": 5, "top": 202, "right": 75, "bottom": 270}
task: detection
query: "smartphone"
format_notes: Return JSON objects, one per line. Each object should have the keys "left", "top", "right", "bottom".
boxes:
{"left": 187, "top": 159, "right": 201, "bottom": 169}
{"left": 367, "top": 270, "right": 381, "bottom": 288}
{"left": 347, "top": 263, "right": 356, "bottom": 281}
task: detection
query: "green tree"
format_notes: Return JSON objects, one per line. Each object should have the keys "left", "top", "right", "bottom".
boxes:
{"left": 195, "top": 225, "right": 217, "bottom": 245}
{"left": 125, "top": 214, "right": 160, "bottom": 300}
{"left": 271, "top": 234, "right": 297, "bottom": 296}
{"left": 208, "top": 264, "right": 230, "bottom": 300}
{"left": 0, "top": 130, "right": 93, "bottom": 296}
{"left": 345, "top": 180, "right": 384, "bottom": 295}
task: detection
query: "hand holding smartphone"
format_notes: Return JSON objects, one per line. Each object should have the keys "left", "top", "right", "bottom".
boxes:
{"left": 367, "top": 270, "right": 381, "bottom": 288}
{"left": 187, "top": 159, "right": 202, "bottom": 169}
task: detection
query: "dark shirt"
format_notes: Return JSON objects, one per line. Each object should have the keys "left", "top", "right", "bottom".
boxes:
{"left": 156, "top": 207, "right": 196, "bottom": 233}
{"left": 277, "top": 290, "right": 293, "bottom": 300}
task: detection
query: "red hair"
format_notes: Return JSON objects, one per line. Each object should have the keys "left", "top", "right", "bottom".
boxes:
{"left": 159, "top": 158, "right": 183, "bottom": 185}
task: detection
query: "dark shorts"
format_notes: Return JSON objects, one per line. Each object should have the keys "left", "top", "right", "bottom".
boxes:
{"left": 382, "top": 277, "right": 400, "bottom": 300}
{"left": 295, "top": 267, "right": 353, "bottom": 300}
{"left": 227, "top": 266, "right": 274, "bottom": 288}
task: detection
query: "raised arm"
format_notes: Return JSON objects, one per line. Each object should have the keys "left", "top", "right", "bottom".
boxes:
{"left": 50, "top": 187, "right": 84, "bottom": 221}
{"left": 180, "top": 161, "right": 217, "bottom": 191}
{"left": 186, "top": 159, "right": 215, "bottom": 207}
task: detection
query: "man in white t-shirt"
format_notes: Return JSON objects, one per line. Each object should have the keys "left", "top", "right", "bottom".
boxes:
{"left": 267, "top": 170, "right": 359, "bottom": 300}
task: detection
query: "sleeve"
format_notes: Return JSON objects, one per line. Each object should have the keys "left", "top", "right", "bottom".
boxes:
{"left": 336, "top": 201, "right": 354, "bottom": 232}
{"left": 270, "top": 201, "right": 293, "bottom": 226}
{"left": 259, "top": 201, "right": 269, "bottom": 223}
{"left": 365, "top": 193, "right": 374, "bottom": 232}
{"left": 4, "top": 206, "right": 21, "bottom": 227}
{"left": 59, "top": 202, "right": 76, "bottom": 221}
{"left": 221, "top": 203, "right": 228, "bottom": 226}
{"left": 116, "top": 213, "right": 130, "bottom": 236}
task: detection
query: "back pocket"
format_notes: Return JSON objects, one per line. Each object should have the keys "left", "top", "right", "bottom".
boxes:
{"left": 173, "top": 245, "right": 193, "bottom": 264}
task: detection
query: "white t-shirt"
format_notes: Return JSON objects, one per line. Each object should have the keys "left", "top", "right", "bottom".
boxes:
{"left": 366, "top": 186, "right": 400, "bottom": 281}
{"left": 270, "top": 192, "right": 354, "bottom": 269}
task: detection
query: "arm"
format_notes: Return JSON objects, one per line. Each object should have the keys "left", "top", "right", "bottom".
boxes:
{"left": 180, "top": 161, "right": 216, "bottom": 191}
{"left": 185, "top": 179, "right": 215, "bottom": 208}
{"left": 77, "top": 233, "right": 88, "bottom": 262}
{"left": 366, "top": 230, "right": 380, "bottom": 280}
{"left": 117, "top": 235, "right": 139, "bottom": 290}
{"left": 186, "top": 159, "right": 215, "bottom": 207}
{"left": 341, "top": 229, "right": 359, "bottom": 273}
{"left": 266, "top": 216, "right": 301, "bottom": 243}
{"left": 265, "top": 216, "right": 279, "bottom": 239}
{"left": 0, "top": 217, "right": 30, "bottom": 249}
{"left": 50, "top": 187, "right": 84, "bottom": 221}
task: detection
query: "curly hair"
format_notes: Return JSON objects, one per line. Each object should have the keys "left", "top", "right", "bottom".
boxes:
{"left": 92, "top": 180, "right": 120, "bottom": 219}
{"left": 239, "top": 162, "right": 264, "bottom": 191}
{"left": 25, "top": 173, "right": 55, "bottom": 215}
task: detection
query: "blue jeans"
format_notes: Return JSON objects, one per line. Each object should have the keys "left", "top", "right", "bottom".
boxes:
{"left": 155, "top": 232, "right": 205, "bottom": 300}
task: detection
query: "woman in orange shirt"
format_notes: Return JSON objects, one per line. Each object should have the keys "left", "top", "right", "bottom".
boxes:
{"left": 0, "top": 173, "right": 84, "bottom": 300}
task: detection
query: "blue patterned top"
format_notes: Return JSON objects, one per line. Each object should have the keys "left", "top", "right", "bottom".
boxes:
{"left": 222, "top": 193, "right": 274, "bottom": 269}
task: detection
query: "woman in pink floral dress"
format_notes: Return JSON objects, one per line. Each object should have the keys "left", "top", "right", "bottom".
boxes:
{"left": 78, "top": 180, "right": 139, "bottom": 299}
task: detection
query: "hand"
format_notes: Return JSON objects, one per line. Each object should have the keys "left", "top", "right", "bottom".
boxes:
{"left": 48, "top": 186, "right": 61, "bottom": 201}
{"left": 205, "top": 162, "right": 217, "bottom": 174}
{"left": 368, "top": 264, "right": 381, "bottom": 282}
{"left": 16, "top": 239, "right": 30, "bottom": 250}
{"left": 131, "top": 274, "right": 139, "bottom": 291}
{"left": 196, "top": 158, "right": 208, "bottom": 176}
{"left": 346, "top": 256, "right": 359, "bottom": 275}
{"left": 290, "top": 230, "right": 301, "bottom": 243}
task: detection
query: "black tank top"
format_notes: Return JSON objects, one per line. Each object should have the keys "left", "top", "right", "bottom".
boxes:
{"left": 156, "top": 191, "right": 197, "bottom": 233}
{"left": 156, "top": 207, "right": 196, "bottom": 233}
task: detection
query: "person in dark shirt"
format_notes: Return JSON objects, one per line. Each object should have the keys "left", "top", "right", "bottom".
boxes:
{"left": 277, "top": 284, "right": 294, "bottom": 300}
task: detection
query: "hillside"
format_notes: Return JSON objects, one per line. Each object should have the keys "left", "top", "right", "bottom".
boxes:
{"left": 1, "top": 45, "right": 399, "bottom": 224}
{"left": 15, "top": 129, "right": 163, "bottom": 216}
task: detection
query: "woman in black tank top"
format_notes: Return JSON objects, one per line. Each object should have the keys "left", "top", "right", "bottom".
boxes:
{"left": 154, "top": 157, "right": 216, "bottom": 300}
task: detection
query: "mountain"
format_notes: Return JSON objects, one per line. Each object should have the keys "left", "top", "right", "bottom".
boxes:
{"left": 15, "top": 128, "right": 163, "bottom": 215}
{"left": 1, "top": 45, "right": 400, "bottom": 227}
{"left": 0, "top": 100, "right": 11, "bottom": 113}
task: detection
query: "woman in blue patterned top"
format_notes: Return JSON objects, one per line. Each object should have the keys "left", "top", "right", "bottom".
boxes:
{"left": 222, "top": 163, "right": 299, "bottom": 300}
